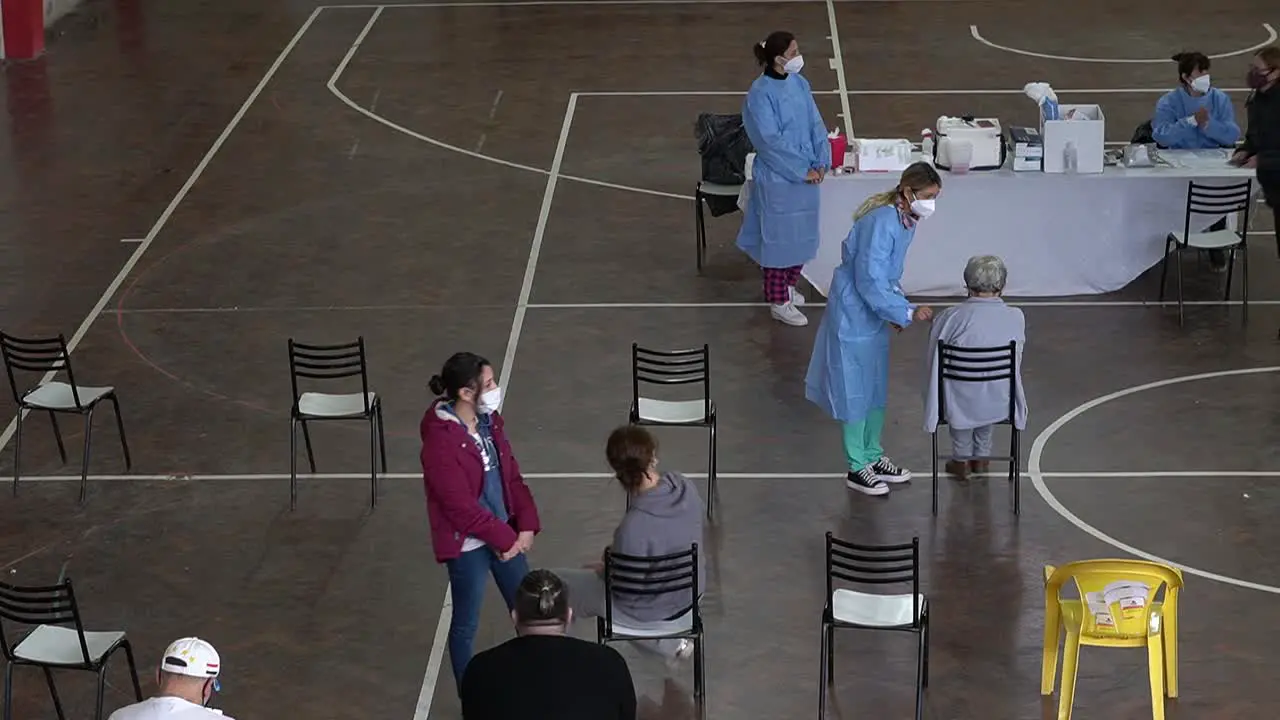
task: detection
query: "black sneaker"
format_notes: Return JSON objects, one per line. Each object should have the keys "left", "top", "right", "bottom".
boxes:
{"left": 872, "top": 457, "right": 912, "bottom": 484}
{"left": 846, "top": 467, "right": 889, "bottom": 496}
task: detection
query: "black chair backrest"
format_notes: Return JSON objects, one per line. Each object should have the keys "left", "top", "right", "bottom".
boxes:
{"left": 1130, "top": 120, "right": 1156, "bottom": 146}
{"left": 0, "top": 578, "right": 90, "bottom": 664}
{"left": 0, "top": 333, "right": 81, "bottom": 407}
{"left": 631, "top": 343, "right": 710, "bottom": 417}
{"left": 603, "top": 544, "right": 699, "bottom": 631}
{"left": 935, "top": 341, "right": 1018, "bottom": 427}
{"left": 825, "top": 533, "right": 922, "bottom": 629}
{"left": 287, "top": 337, "right": 371, "bottom": 412}
{"left": 1183, "top": 180, "right": 1253, "bottom": 241}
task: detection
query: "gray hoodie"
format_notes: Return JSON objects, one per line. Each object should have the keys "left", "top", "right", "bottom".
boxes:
{"left": 611, "top": 471, "right": 705, "bottom": 622}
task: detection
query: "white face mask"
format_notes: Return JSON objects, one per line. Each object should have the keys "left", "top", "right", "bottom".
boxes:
{"left": 1190, "top": 74, "right": 1211, "bottom": 93}
{"left": 782, "top": 55, "right": 804, "bottom": 74}
{"left": 478, "top": 387, "right": 502, "bottom": 414}
{"left": 910, "top": 198, "right": 936, "bottom": 219}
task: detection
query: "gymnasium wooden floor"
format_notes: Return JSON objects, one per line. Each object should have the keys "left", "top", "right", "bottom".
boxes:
{"left": 1, "top": 0, "right": 1278, "bottom": 718}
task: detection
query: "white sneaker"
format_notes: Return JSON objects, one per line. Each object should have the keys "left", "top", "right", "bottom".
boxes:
{"left": 790, "top": 286, "right": 806, "bottom": 307}
{"left": 770, "top": 302, "right": 807, "bottom": 326}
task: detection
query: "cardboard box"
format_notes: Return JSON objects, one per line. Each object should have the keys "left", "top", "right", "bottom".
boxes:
{"left": 1042, "top": 104, "right": 1105, "bottom": 174}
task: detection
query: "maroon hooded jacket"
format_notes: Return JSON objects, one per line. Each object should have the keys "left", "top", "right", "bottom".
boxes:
{"left": 420, "top": 399, "right": 541, "bottom": 563}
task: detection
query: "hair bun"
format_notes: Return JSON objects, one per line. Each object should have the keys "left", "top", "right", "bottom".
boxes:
{"left": 1171, "top": 52, "right": 1184, "bottom": 61}
{"left": 427, "top": 375, "right": 445, "bottom": 396}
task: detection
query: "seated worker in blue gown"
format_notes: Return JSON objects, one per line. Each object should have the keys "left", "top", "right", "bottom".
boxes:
{"left": 1153, "top": 51, "right": 1242, "bottom": 271}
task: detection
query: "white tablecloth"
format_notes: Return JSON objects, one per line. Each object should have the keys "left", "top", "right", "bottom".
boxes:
{"left": 741, "top": 152, "right": 1256, "bottom": 297}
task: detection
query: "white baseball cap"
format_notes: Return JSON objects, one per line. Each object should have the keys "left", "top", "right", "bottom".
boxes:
{"left": 160, "top": 637, "right": 221, "bottom": 679}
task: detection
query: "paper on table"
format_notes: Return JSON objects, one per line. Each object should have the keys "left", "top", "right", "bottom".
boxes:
{"left": 1158, "top": 148, "right": 1234, "bottom": 169}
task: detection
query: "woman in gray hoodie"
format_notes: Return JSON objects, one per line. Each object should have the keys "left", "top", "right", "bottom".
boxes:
{"left": 554, "top": 425, "right": 705, "bottom": 659}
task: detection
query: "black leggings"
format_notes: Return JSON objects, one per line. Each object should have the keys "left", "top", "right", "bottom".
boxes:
{"left": 1258, "top": 166, "right": 1280, "bottom": 258}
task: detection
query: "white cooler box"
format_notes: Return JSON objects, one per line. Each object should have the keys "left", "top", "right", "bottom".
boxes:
{"left": 933, "top": 117, "right": 1006, "bottom": 171}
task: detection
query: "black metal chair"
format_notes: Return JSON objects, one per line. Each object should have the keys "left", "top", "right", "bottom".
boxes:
{"left": 1158, "top": 179, "right": 1254, "bottom": 325}
{"left": 695, "top": 181, "right": 743, "bottom": 272}
{"left": 0, "top": 578, "right": 142, "bottom": 720}
{"left": 629, "top": 344, "right": 716, "bottom": 518}
{"left": 820, "top": 534, "right": 928, "bottom": 720}
{"left": 0, "top": 332, "right": 131, "bottom": 503}
{"left": 930, "top": 340, "right": 1021, "bottom": 516}
{"left": 288, "top": 337, "right": 386, "bottom": 510}
{"left": 598, "top": 544, "right": 704, "bottom": 701}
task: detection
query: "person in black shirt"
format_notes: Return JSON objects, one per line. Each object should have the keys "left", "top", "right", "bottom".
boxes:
{"left": 460, "top": 569, "right": 637, "bottom": 720}
{"left": 1232, "top": 47, "right": 1280, "bottom": 251}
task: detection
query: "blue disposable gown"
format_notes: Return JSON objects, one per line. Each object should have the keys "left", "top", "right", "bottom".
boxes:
{"left": 736, "top": 72, "right": 831, "bottom": 269}
{"left": 1152, "top": 86, "right": 1240, "bottom": 149}
{"left": 805, "top": 204, "right": 916, "bottom": 422}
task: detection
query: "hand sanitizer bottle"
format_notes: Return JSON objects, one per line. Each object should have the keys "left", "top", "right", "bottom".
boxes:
{"left": 921, "top": 129, "right": 934, "bottom": 165}
{"left": 1064, "top": 141, "right": 1077, "bottom": 173}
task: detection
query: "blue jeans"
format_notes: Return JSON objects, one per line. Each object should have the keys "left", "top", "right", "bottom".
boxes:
{"left": 444, "top": 546, "right": 529, "bottom": 691}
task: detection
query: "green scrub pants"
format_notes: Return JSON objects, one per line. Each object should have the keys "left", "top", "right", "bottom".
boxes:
{"left": 841, "top": 409, "right": 885, "bottom": 471}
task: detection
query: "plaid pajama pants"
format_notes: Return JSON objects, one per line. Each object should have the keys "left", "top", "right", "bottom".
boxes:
{"left": 762, "top": 265, "right": 803, "bottom": 304}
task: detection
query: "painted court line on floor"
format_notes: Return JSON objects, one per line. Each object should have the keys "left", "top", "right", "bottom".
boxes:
{"left": 1030, "top": 366, "right": 1280, "bottom": 595}
{"left": 320, "top": 0, "right": 999, "bottom": 8}
{"left": 0, "top": 9, "right": 322, "bottom": 460}
{"left": 971, "top": 23, "right": 1277, "bottom": 63}
{"left": 106, "top": 298, "right": 1280, "bottom": 314}
{"left": 575, "top": 87, "right": 1253, "bottom": 96}
{"left": 823, "top": 0, "right": 853, "bottom": 138}
{"left": 16, "top": 470, "right": 1280, "bottom": 482}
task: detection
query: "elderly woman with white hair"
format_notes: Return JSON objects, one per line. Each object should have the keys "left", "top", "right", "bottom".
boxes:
{"left": 923, "top": 255, "right": 1027, "bottom": 480}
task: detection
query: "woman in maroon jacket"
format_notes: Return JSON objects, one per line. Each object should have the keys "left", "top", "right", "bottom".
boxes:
{"left": 420, "top": 351, "right": 541, "bottom": 691}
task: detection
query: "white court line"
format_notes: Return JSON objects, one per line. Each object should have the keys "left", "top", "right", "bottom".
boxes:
{"left": 326, "top": 51, "right": 686, "bottom": 202}
{"left": 13, "top": 470, "right": 1280, "bottom": 482}
{"left": 523, "top": 300, "right": 1280, "bottom": 308}
{"left": 1030, "top": 366, "right": 1280, "bottom": 595}
{"left": 971, "top": 23, "right": 1277, "bottom": 64}
{"left": 321, "top": 0, "right": 996, "bottom": 7}
{"left": 824, "top": 0, "right": 852, "bottom": 139}
{"left": 0, "top": 9, "right": 321, "bottom": 459}
{"left": 119, "top": 238, "right": 146, "bottom": 244}
{"left": 106, "top": 298, "right": 1280, "bottom": 314}
{"left": 575, "top": 87, "right": 1253, "bottom": 96}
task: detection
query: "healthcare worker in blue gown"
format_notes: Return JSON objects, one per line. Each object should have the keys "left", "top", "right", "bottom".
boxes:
{"left": 1152, "top": 50, "right": 1241, "bottom": 271}
{"left": 805, "top": 162, "right": 941, "bottom": 496}
{"left": 736, "top": 30, "right": 831, "bottom": 328}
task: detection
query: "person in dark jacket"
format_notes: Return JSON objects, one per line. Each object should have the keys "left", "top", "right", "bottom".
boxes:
{"left": 1232, "top": 46, "right": 1280, "bottom": 253}
{"left": 554, "top": 425, "right": 704, "bottom": 659}
{"left": 461, "top": 570, "right": 636, "bottom": 720}
{"left": 420, "top": 351, "right": 541, "bottom": 691}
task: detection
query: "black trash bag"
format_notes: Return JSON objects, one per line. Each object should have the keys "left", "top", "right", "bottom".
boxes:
{"left": 695, "top": 112, "right": 754, "bottom": 217}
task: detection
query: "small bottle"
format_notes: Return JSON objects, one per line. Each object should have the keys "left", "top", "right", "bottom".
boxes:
{"left": 921, "top": 129, "right": 934, "bottom": 165}
{"left": 1064, "top": 141, "right": 1077, "bottom": 173}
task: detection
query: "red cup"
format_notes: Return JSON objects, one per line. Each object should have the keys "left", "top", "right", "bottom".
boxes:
{"left": 829, "top": 135, "right": 847, "bottom": 169}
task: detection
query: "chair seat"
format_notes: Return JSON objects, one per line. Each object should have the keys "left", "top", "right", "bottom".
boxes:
{"left": 610, "top": 608, "right": 695, "bottom": 638}
{"left": 14, "top": 625, "right": 124, "bottom": 666}
{"left": 832, "top": 588, "right": 926, "bottom": 627}
{"left": 697, "top": 181, "right": 743, "bottom": 197}
{"left": 637, "top": 398, "right": 710, "bottom": 424}
{"left": 23, "top": 382, "right": 112, "bottom": 410}
{"left": 298, "top": 392, "right": 376, "bottom": 418}
{"left": 1170, "top": 229, "right": 1242, "bottom": 249}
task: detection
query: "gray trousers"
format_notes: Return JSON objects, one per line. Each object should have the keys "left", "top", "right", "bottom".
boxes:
{"left": 950, "top": 425, "right": 994, "bottom": 459}
{"left": 554, "top": 567, "right": 687, "bottom": 657}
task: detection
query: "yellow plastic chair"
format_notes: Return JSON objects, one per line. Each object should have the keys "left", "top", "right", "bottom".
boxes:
{"left": 1041, "top": 559, "right": 1183, "bottom": 720}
